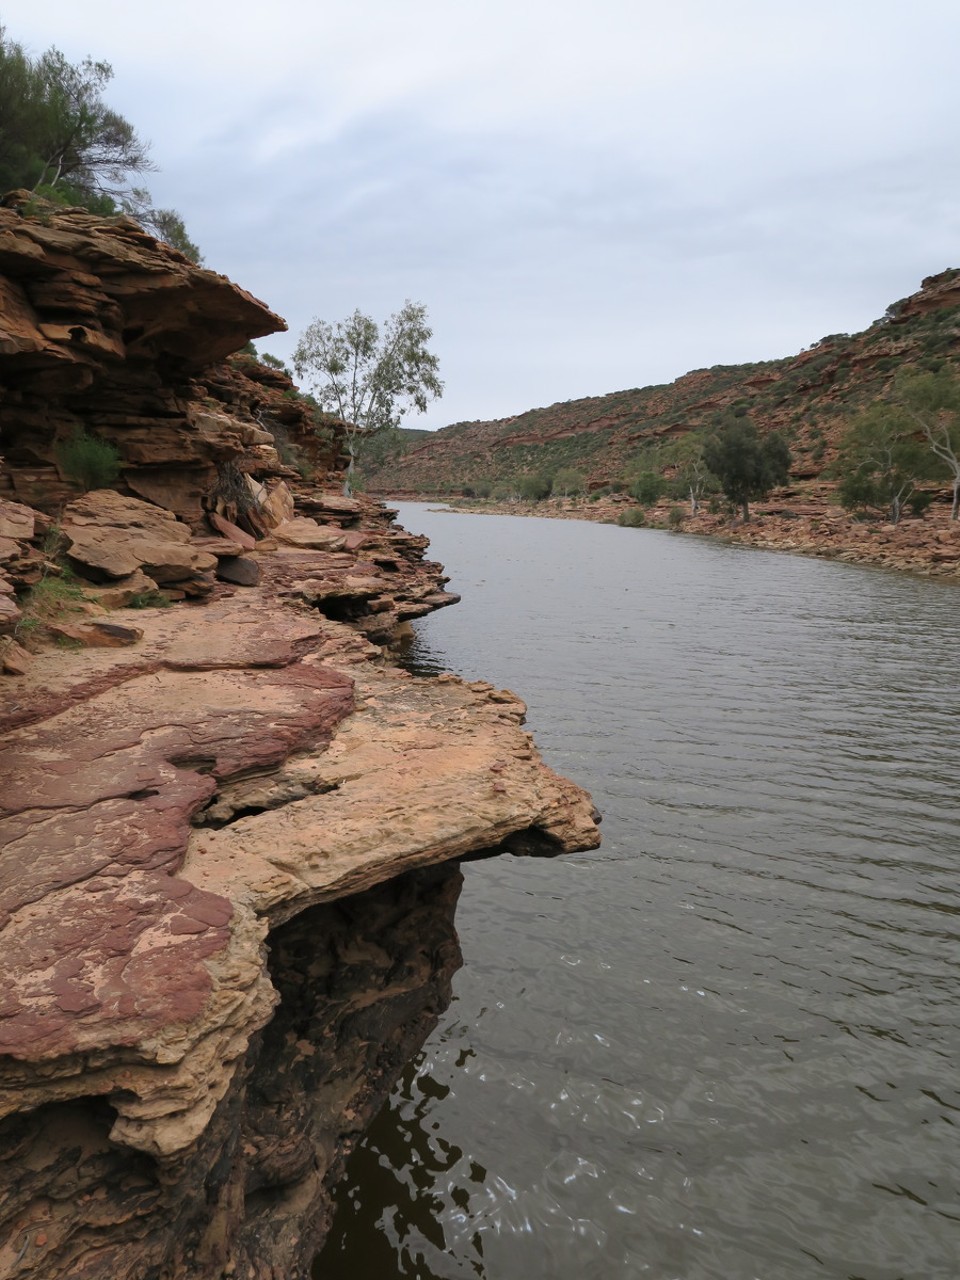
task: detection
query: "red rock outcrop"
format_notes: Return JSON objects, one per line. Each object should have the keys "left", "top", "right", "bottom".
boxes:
{"left": 0, "top": 571, "right": 598, "bottom": 1279}
{"left": 0, "top": 192, "right": 344, "bottom": 527}
{"left": 0, "top": 200, "right": 601, "bottom": 1278}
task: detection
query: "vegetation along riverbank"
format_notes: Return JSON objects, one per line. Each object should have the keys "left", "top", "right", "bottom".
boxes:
{"left": 364, "top": 270, "right": 960, "bottom": 580}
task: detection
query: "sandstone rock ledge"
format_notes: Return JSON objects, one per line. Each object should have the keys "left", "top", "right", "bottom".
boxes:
{"left": 0, "top": 572, "right": 599, "bottom": 1279}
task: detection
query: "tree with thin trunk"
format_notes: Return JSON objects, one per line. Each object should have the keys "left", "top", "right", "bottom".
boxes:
{"left": 894, "top": 370, "right": 960, "bottom": 520}
{"left": 702, "top": 415, "right": 791, "bottom": 521}
{"left": 663, "top": 432, "right": 716, "bottom": 515}
{"left": 293, "top": 302, "right": 443, "bottom": 494}
{"left": 833, "top": 404, "right": 935, "bottom": 524}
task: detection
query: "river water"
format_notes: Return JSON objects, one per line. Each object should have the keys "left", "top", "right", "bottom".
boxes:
{"left": 316, "top": 506, "right": 960, "bottom": 1280}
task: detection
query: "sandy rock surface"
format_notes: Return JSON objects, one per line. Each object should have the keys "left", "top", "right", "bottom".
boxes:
{"left": 0, "top": 567, "right": 599, "bottom": 1167}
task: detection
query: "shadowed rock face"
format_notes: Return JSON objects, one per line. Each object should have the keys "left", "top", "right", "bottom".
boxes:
{"left": 0, "top": 864, "right": 464, "bottom": 1280}
{"left": 0, "top": 194, "right": 342, "bottom": 525}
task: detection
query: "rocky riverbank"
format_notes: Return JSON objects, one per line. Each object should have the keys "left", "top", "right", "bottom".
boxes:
{"left": 0, "top": 197, "right": 600, "bottom": 1278}
{"left": 395, "top": 490, "right": 960, "bottom": 579}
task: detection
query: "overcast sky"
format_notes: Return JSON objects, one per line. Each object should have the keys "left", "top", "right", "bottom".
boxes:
{"left": 5, "top": 1, "right": 960, "bottom": 428}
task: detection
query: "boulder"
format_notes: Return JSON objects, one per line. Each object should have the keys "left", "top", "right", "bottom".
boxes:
{"left": 47, "top": 619, "right": 144, "bottom": 648}
{"left": 273, "top": 518, "right": 347, "bottom": 551}
{"left": 62, "top": 492, "right": 218, "bottom": 583}
{"left": 0, "top": 636, "right": 30, "bottom": 674}
{"left": 209, "top": 512, "right": 257, "bottom": 550}
{"left": 259, "top": 481, "right": 296, "bottom": 529}
{"left": 0, "top": 499, "right": 34, "bottom": 541}
{"left": 0, "top": 595, "right": 22, "bottom": 635}
{"left": 216, "top": 555, "right": 261, "bottom": 587}
{"left": 82, "top": 569, "right": 161, "bottom": 609}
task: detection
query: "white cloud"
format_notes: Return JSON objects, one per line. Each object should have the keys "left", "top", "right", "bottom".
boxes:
{"left": 4, "top": 0, "right": 960, "bottom": 427}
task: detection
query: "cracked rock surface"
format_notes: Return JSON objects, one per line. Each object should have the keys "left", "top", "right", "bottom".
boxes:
{"left": 0, "top": 556, "right": 599, "bottom": 1277}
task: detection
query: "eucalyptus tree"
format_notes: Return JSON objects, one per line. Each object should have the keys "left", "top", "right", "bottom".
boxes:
{"left": 664, "top": 433, "right": 716, "bottom": 515}
{"left": 294, "top": 302, "right": 443, "bottom": 491}
{"left": 833, "top": 405, "right": 934, "bottom": 524}
{"left": 702, "top": 415, "right": 791, "bottom": 521}
{"left": 895, "top": 370, "right": 960, "bottom": 520}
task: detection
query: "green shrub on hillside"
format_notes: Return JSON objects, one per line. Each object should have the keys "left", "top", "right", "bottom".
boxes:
{"left": 629, "top": 471, "right": 663, "bottom": 505}
{"left": 552, "top": 467, "right": 585, "bottom": 497}
{"left": 617, "top": 507, "right": 647, "bottom": 527}
{"left": 516, "top": 474, "right": 553, "bottom": 501}
{"left": 55, "top": 430, "right": 121, "bottom": 491}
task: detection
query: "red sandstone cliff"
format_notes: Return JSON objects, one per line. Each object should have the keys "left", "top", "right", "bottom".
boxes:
{"left": 0, "top": 197, "right": 601, "bottom": 1279}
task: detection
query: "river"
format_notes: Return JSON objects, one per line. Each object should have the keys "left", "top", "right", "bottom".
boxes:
{"left": 315, "top": 506, "right": 960, "bottom": 1280}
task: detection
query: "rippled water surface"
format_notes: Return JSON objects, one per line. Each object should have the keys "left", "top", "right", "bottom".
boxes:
{"left": 316, "top": 508, "right": 960, "bottom": 1280}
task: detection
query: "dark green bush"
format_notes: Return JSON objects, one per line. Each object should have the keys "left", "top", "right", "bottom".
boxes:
{"left": 629, "top": 471, "right": 663, "bottom": 505}
{"left": 908, "top": 490, "right": 935, "bottom": 516}
{"left": 616, "top": 507, "right": 647, "bottom": 528}
{"left": 55, "top": 430, "right": 121, "bottom": 491}
{"left": 516, "top": 474, "right": 553, "bottom": 501}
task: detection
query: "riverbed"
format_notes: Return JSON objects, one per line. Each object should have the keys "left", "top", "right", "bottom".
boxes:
{"left": 316, "top": 506, "right": 960, "bottom": 1280}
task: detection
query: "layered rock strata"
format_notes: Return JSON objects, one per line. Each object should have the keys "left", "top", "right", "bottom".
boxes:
{"left": 0, "top": 192, "right": 342, "bottom": 526}
{"left": 0, "top": 550, "right": 598, "bottom": 1279}
{"left": 1, "top": 565, "right": 601, "bottom": 1274}
{"left": 0, "top": 198, "right": 601, "bottom": 1277}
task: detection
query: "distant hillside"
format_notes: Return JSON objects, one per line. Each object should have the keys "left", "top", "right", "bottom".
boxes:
{"left": 364, "top": 271, "right": 960, "bottom": 496}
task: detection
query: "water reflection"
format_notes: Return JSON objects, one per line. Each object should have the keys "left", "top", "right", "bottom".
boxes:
{"left": 317, "top": 1045, "right": 488, "bottom": 1279}
{"left": 316, "top": 509, "right": 960, "bottom": 1280}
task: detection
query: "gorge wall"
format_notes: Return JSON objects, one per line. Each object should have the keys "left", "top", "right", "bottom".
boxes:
{"left": 364, "top": 271, "right": 960, "bottom": 577}
{"left": 367, "top": 270, "right": 960, "bottom": 498}
{"left": 0, "top": 196, "right": 601, "bottom": 1278}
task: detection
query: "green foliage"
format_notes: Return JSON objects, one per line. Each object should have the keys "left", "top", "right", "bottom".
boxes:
{"left": 552, "top": 467, "right": 585, "bottom": 497}
{"left": 0, "top": 29, "right": 151, "bottom": 199}
{"left": 16, "top": 568, "right": 85, "bottom": 637}
{"left": 259, "top": 352, "right": 292, "bottom": 374}
{"left": 834, "top": 367, "right": 960, "bottom": 521}
{"left": 294, "top": 302, "right": 443, "bottom": 463}
{"left": 892, "top": 368, "right": 960, "bottom": 518}
{"left": 123, "top": 192, "right": 203, "bottom": 262}
{"left": 127, "top": 591, "right": 172, "bottom": 609}
{"left": 629, "top": 471, "right": 663, "bottom": 506}
{"left": 908, "top": 490, "right": 935, "bottom": 517}
{"left": 660, "top": 432, "right": 718, "bottom": 514}
{"left": 667, "top": 505, "right": 686, "bottom": 529}
{"left": 294, "top": 302, "right": 442, "bottom": 495}
{"left": 54, "top": 429, "right": 121, "bottom": 491}
{"left": 617, "top": 507, "right": 647, "bottom": 527}
{"left": 353, "top": 423, "right": 403, "bottom": 473}
{"left": 0, "top": 26, "right": 199, "bottom": 256}
{"left": 702, "top": 415, "right": 792, "bottom": 520}
{"left": 832, "top": 403, "right": 934, "bottom": 524}
{"left": 515, "top": 473, "right": 553, "bottom": 501}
